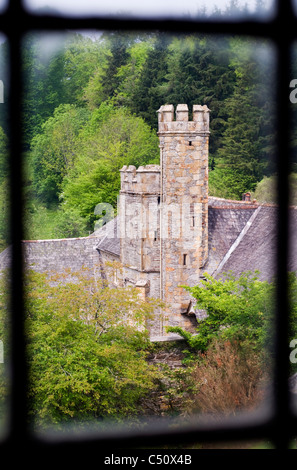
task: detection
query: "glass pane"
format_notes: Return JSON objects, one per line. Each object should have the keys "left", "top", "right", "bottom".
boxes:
{"left": 23, "top": 0, "right": 276, "bottom": 19}
{"left": 0, "top": 33, "right": 10, "bottom": 439}
{"left": 0, "top": 0, "right": 7, "bottom": 13}
{"left": 22, "top": 31, "right": 276, "bottom": 435}
{"left": 289, "top": 44, "right": 297, "bottom": 418}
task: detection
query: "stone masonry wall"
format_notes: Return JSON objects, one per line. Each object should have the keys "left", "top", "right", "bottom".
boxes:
{"left": 22, "top": 236, "right": 100, "bottom": 276}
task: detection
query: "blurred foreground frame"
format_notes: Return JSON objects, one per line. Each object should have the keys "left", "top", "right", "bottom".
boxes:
{"left": 0, "top": 0, "right": 295, "bottom": 457}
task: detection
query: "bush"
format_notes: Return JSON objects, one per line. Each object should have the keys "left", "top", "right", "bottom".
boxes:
{"left": 167, "top": 271, "right": 275, "bottom": 354}
{"left": 20, "top": 269, "right": 163, "bottom": 429}
{"left": 185, "top": 340, "right": 267, "bottom": 418}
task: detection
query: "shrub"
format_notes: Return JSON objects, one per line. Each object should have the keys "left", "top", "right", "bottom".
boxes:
{"left": 185, "top": 339, "right": 267, "bottom": 418}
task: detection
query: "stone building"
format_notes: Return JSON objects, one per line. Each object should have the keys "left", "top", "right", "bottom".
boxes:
{"left": 1, "top": 103, "right": 296, "bottom": 340}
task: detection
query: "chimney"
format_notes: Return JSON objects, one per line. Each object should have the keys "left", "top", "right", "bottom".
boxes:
{"left": 242, "top": 192, "right": 251, "bottom": 202}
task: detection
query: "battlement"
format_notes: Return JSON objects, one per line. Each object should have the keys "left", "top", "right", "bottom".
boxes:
{"left": 157, "top": 104, "right": 210, "bottom": 135}
{"left": 120, "top": 164, "right": 161, "bottom": 194}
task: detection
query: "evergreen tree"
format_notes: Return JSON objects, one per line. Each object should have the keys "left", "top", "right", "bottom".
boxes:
{"left": 164, "top": 35, "right": 236, "bottom": 159}
{"left": 131, "top": 33, "right": 173, "bottom": 130}
{"left": 100, "top": 32, "right": 131, "bottom": 102}
{"left": 209, "top": 39, "right": 276, "bottom": 199}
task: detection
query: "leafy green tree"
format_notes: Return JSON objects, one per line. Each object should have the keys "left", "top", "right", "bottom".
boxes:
{"left": 22, "top": 33, "right": 109, "bottom": 148}
{"left": 167, "top": 271, "right": 275, "bottom": 354}
{"left": 21, "top": 268, "right": 162, "bottom": 428}
{"left": 63, "top": 34, "right": 110, "bottom": 106}
{"left": 168, "top": 270, "right": 297, "bottom": 375}
{"left": 61, "top": 105, "right": 159, "bottom": 229}
{"left": 31, "top": 104, "right": 90, "bottom": 205}
{"left": 54, "top": 207, "right": 89, "bottom": 238}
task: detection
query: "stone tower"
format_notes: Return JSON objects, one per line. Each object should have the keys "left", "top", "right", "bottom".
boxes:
{"left": 119, "top": 164, "right": 161, "bottom": 275}
{"left": 158, "top": 103, "right": 210, "bottom": 333}
{"left": 118, "top": 104, "right": 210, "bottom": 338}
{"left": 119, "top": 164, "right": 162, "bottom": 334}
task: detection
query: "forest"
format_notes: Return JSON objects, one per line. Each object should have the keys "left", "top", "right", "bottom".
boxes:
{"left": 0, "top": 4, "right": 297, "bottom": 440}
{"left": 0, "top": 24, "right": 288, "bottom": 247}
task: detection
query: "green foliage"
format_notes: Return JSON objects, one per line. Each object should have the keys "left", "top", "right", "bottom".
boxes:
{"left": 213, "top": 39, "right": 275, "bottom": 198}
{"left": 61, "top": 105, "right": 159, "bottom": 229}
{"left": 251, "top": 173, "right": 297, "bottom": 206}
{"left": 167, "top": 271, "right": 275, "bottom": 353}
{"left": 54, "top": 207, "right": 89, "bottom": 238}
{"left": 168, "top": 271, "right": 297, "bottom": 375}
{"left": 130, "top": 32, "right": 173, "bottom": 129}
{"left": 24, "top": 202, "right": 90, "bottom": 240}
{"left": 113, "top": 39, "right": 154, "bottom": 109}
{"left": 22, "top": 268, "right": 162, "bottom": 428}
{"left": 31, "top": 104, "right": 90, "bottom": 204}
{"left": 63, "top": 34, "right": 110, "bottom": 106}
{"left": 0, "top": 30, "right": 278, "bottom": 238}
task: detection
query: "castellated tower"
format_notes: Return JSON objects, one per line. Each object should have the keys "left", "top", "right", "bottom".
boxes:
{"left": 119, "top": 164, "right": 161, "bottom": 275}
{"left": 158, "top": 103, "right": 210, "bottom": 334}
{"left": 118, "top": 104, "right": 210, "bottom": 338}
{"left": 119, "top": 164, "right": 163, "bottom": 335}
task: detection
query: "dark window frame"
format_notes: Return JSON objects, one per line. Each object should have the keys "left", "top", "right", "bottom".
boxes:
{"left": 0, "top": 0, "right": 296, "bottom": 455}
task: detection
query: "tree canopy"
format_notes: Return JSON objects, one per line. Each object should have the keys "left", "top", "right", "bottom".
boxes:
{"left": 0, "top": 19, "right": 280, "bottom": 241}
{"left": 0, "top": 267, "right": 162, "bottom": 429}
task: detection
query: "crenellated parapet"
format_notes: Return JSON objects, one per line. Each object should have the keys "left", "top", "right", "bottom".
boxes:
{"left": 157, "top": 104, "right": 210, "bottom": 136}
{"left": 120, "top": 164, "right": 161, "bottom": 194}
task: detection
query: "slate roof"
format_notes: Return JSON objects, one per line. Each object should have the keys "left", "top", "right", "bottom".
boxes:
{"left": 215, "top": 205, "right": 278, "bottom": 282}
{"left": 92, "top": 197, "right": 296, "bottom": 283}
{"left": 204, "top": 198, "right": 257, "bottom": 276}
{"left": 93, "top": 217, "right": 120, "bottom": 257}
